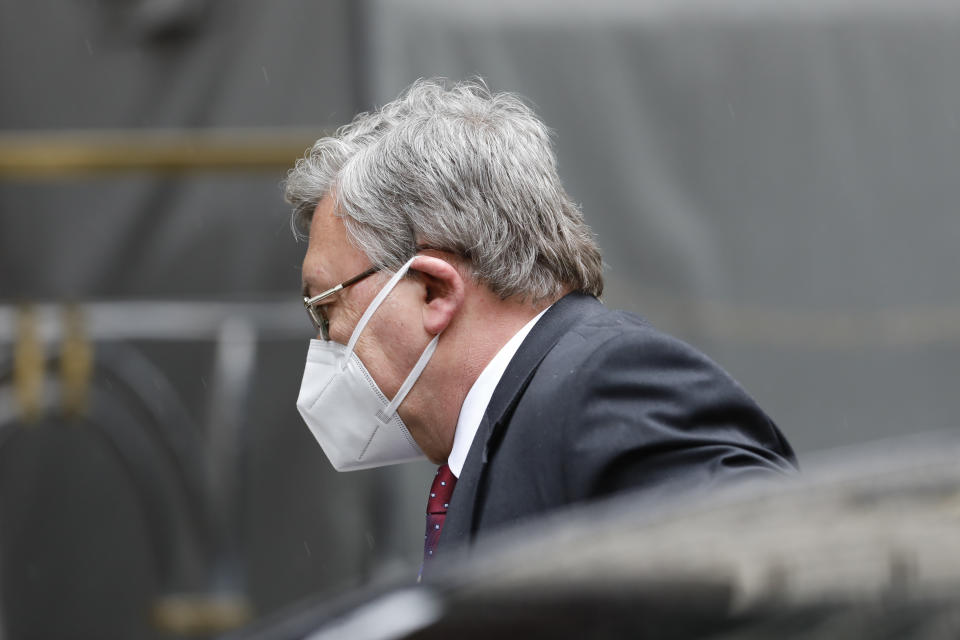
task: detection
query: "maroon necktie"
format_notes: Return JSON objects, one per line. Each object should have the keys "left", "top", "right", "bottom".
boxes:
{"left": 419, "top": 464, "right": 457, "bottom": 581}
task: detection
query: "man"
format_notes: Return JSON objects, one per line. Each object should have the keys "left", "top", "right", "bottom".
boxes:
{"left": 285, "top": 78, "right": 796, "bottom": 577}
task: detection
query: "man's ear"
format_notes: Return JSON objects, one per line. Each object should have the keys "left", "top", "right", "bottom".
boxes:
{"left": 409, "top": 255, "right": 465, "bottom": 335}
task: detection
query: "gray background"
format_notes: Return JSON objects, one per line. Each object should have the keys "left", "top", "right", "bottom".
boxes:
{"left": 1, "top": 0, "right": 959, "bottom": 637}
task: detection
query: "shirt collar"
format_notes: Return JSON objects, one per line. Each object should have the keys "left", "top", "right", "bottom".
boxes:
{"left": 447, "top": 306, "right": 550, "bottom": 478}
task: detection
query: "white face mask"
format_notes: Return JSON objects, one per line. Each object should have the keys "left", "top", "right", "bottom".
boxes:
{"left": 296, "top": 257, "right": 436, "bottom": 471}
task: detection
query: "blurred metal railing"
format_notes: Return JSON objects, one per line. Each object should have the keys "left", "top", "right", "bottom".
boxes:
{"left": 0, "top": 299, "right": 305, "bottom": 343}
{"left": 0, "top": 301, "right": 310, "bottom": 634}
{"left": 0, "top": 125, "right": 327, "bottom": 634}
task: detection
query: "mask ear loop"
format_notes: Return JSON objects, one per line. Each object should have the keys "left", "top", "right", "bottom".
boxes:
{"left": 342, "top": 257, "right": 416, "bottom": 368}
{"left": 376, "top": 333, "right": 439, "bottom": 424}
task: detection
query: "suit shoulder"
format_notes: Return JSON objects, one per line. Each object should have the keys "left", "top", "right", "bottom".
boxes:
{"left": 524, "top": 303, "right": 798, "bottom": 474}
{"left": 542, "top": 304, "right": 719, "bottom": 376}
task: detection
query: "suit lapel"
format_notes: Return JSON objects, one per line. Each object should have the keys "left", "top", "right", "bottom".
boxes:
{"left": 442, "top": 293, "right": 600, "bottom": 547}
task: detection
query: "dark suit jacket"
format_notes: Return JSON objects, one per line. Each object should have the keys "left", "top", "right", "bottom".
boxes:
{"left": 441, "top": 292, "right": 797, "bottom": 552}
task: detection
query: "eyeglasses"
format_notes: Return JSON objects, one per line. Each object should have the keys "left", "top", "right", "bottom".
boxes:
{"left": 303, "top": 266, "right": 379, "bottom": 340}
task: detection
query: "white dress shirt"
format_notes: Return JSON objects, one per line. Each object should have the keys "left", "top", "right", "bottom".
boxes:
{"left": 447, "top": 307, "right": 550, "bottom": 478}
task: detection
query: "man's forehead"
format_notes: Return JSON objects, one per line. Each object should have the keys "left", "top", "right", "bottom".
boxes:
{"left": 307, "top": 195, "right": 340, "bottom": 237}
{"left": 302, "top": 196, "right": 367, "bottom": 292}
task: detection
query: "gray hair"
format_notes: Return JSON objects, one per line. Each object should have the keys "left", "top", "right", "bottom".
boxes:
{"left": 284, "top": 78, "right": 603, "bottom": 301}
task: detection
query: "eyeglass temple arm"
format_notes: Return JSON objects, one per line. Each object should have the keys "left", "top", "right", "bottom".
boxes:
{"left": 340, "top": 266, "right": 379, "bottom": 288}
{"left": 304, "top": 266, "right": 379, "bottom": 306}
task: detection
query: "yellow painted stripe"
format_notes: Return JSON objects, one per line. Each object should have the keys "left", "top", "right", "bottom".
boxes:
{"left": 0, "top": 127, "right": 329, "bottom": 176}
